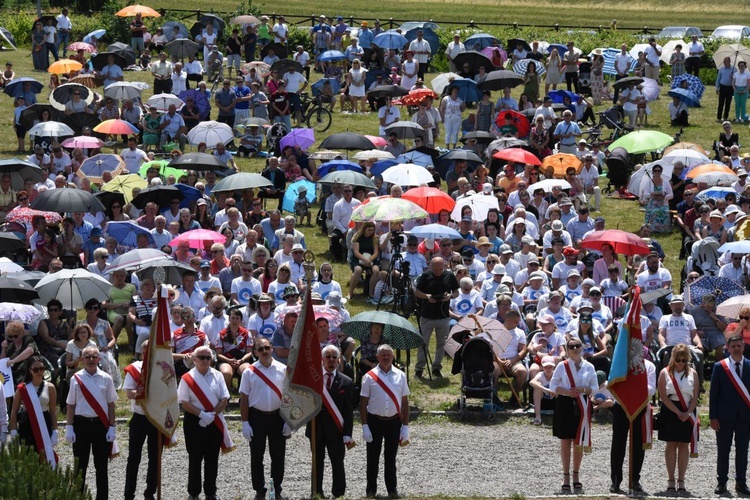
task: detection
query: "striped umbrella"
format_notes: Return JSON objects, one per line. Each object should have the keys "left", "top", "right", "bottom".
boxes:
{"left": 341, "top": 310, "right": 423, "bottom": 350}
{"left": 513, "top": 58, "right": 546, "bottom": 76}
{"left": 598, "top": 48, "right": 636, "bottom": 76}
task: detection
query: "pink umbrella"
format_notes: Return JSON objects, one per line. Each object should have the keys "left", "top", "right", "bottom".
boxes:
{"left": 365, "top": 135, "right": 387, "bottom": 148}
{"left": 5, "top": 207, "right": 63, "bottom": 225}
{"left": 168, "top": 229, "right": 226, "bottom": 250}
{"left": 481, "top": 46, "right": 508, "bottom": 64}
{"left": 61, "top": 135, "right": 106, "bottom": 149}
{"left": 275, "top": 304, "right": 344, "bottom": 329}
{"left": 66, "top": 42, "right": 96, "bottom": 53}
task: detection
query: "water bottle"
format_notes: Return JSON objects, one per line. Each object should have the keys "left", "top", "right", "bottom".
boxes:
{"left": 268, "top": 475, "right": 275, "bottom": 500}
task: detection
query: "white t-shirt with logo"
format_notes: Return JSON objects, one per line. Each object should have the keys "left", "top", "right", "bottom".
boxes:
{"left": 636, "top": 268, "right": 672, "bottom": 291}
{"left": 658, "top": 313, "right": 697, "bottom": 346}
{"left": 450, "top": 289, "right": 483, "bottom": 316}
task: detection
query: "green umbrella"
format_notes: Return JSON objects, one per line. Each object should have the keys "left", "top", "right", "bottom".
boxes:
{"left": 351, "top": 197, "right": 428, "bottom": 223}
{"left": 211, "top": 172, "right": 272, "bottom": 193}
{"left": 139, "top": 160, "right": 184, "bottom": 181}
{"left": 607, "top": 130, "right": 674, "bottom": 154}
{"left": 341, "top": 311, "right": 424, "bottom": 350}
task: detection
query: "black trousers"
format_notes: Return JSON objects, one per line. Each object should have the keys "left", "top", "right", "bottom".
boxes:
{"left": 217, "top": 114, "right": 235, "bottom": 127}
{"left": 186, "top": 73, "right": 202, "bottom": 90}
{"left": 248, "top": 408, "right": 286, "bottom": 496}
{"left": 719, "top": 85, "right": 734, "bottom": 121}
{"left": 613, "top": 74, "right": 626, "bottom": 103}
{"left": 73, "top": 416, "right": 109, "bottom": 500}
{"left": 153, "top": 79, "right": 172, "bottom": 95}
{"left": 565, "top": 72, "right": 579, "bottom": 93}
{"left": 716, "top": 417, "right": 750, "bottom": 485}
{"left": 610, "top": 404, "right": 646, "bottom": 486}
{"left": 417, "top": 60, "right": 427, "bottom": 80}
{"left": 671, "top": 111, "right": 689, "bottom": 127}
{"left": 329, "top": 229, "right": 347, "bottom": 262}
{"left": 685, "top": 57, "right": 701, "bottom": 77}
{"left": 183, "top": 412, "right": 222, "bottom": 498}
{"left": 310, "top": 423, "right": 346, "bottom": 497}
{"left": 366, "top": 413, "right": 402, "bottom": 495}
{"left": 124, "top": 413, "right": 159, "bottom": 500}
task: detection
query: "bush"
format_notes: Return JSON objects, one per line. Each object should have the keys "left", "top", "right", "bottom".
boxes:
{"left": 0, "top": 441, "right": 91, "bottom": 499}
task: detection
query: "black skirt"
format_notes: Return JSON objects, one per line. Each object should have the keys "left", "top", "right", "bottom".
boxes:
{"left": 657, "top": 401, "right": 694, "bottom": 443}
{"left": 19, "top": 410, "right": 53, "bottom": 453}
{"left": 553, "top": 394, "right": 585, "bottom": 440}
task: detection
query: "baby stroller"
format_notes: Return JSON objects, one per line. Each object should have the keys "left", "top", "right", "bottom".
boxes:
{"left": 685, "top": 236, "right": 721, "bottom": 277}
{"left": 578, "top": 61, "right": 592, "bottom": 96}
{"left": 605, "top": 146, "right": 634, "bottom": 193}
{"left": 599, "top": 105, "right": 626, "bottom": 132}
{"left": 458, "top": 336, "right": 497, "bottom": 421}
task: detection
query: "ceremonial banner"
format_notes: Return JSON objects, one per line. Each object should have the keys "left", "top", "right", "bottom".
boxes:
{"left": 137, "top": 285, "right": 180, "bottom": 439}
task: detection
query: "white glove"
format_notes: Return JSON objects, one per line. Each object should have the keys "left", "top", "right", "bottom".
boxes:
{"left": 51, "top": 430, "right": 58, "bottom": 446}
{"left": 198, "top": 411, "right": 215, "bottom": 428}
{"left": 343, "top": 435, "right": 352, "bottom": 444}
{"left": 400, "top": 425, "right": 410, "bottom": 443}
{"left": 106, "top": 426, "right": 116, "bottom": 443}
{"left": 362, "top": 424, "right": 373, "bottom": 443}
{"left": 0, "top": 432, "right": 6, "bottom": 444}
{"left": 282, "top": 423, "right": 292, "bottom": 437}
{"left": 65, "top": 425, "right": 76, "bottom": 444}
{"left": 242, "top": 421, "right": 253, "bottom": 441}
{"left": 10, "top": 430, "right": 18, "bottom": 441}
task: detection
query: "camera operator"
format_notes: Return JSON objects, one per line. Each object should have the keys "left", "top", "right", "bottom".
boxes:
{"left": 413, "top": 257, "right": 459, "bottom": 379}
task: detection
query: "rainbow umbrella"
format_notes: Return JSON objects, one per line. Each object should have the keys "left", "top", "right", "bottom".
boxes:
{"left": 351, "top": 197, "right": 428, "bottom": 222}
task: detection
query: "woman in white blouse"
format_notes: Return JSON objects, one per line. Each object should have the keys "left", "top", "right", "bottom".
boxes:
{"left": 550, "top": 337, "right": 598, "bottom": 493}
{"left": 657, "top": 343, "right": 699, "bottom": 494}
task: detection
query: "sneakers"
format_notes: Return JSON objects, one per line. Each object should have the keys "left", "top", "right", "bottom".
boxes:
{"left": 431, "top": 369, "right": 442, "bottom": 378}
{"left": 415, "top": 370, "right": 423, "bottom": 378}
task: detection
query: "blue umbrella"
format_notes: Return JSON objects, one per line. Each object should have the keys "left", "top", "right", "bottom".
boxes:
{"left": 446, "top": 77, "right": 481, "bottom": 103}
{"left": 373, "top": 32, "right": 409, "bottom": 50}
{"left": 464, "top": 33, "right": 499, "bottom": 51}
{"left": 403, "top": 27, "right": 440, "bottom": 56}
{"left": 80, "top": 154, "right": 124, "bottom": 177}
{"left": 547, "top": 43, "right": 570, "bottom": 56}
{"left": 365, "top": 69, "right": 389, "bottom": 89}
{"left": 311, "top": 78, "right": 341, "bottom": 97}
{"left": 686, "top": 275, "right": 745, "bottom": 307}
{"left": 174, "top": 183, "right": 201, "bottom": 208}
{"left": 178, "top": 89, "right": 210, "bottom": 120}
{"left": 548, "top": 89, "right": 580, "bottom": 103}
{"left": 370, "top": 159, "right": 399, "bottom": 176}
{"left": 395, "top": 151, "right": 434, "bottom": 167}
{"left": 317, "top": 160, "right": 363, "bottom": 177}
{"left": 668, "top": 88, "right": 700, "bottom": 108}
{"left": 672, "top": 74, "right": 705, "bottom": 99}
{"left": 3, "top": 77, "right": 43, "bottom": 98}
{"left": 695, "top": 186, "right": 736, "bottom": 201}
{"left": 409, "top": 223, "right": 461, "bottom": 240}
{"left": 513, "top": 58, "right": 546, "bottom": 77}
{"left": 83, "top": 29, "right": 106, "bottom": 44}
{"left": 318, "top": 50, "right": 347, "bottom": 62}
{"left": 282, "top": 180, "right": 316, "bottom": 213}
{"left": 106, "top": 221, "right": 156, "bottom": 248}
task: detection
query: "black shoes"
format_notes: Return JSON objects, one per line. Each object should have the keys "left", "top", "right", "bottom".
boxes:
{"left": 431, "top": 369, "right": 442, "bottom": 378}
{"left": 609, "top": 483, "right": 621, "bottom": 494}
{"left": 736, "top": 484, "right": 750, "bottom": 495}
{"left": 415, "top": 370, "right": 423, "bottom": 378}
{"left": 715, "top": 483, "right": 728, "bottom": 494}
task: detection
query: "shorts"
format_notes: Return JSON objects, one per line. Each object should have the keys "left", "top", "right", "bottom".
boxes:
{"left": 15, "top": 124, "right": 26, "bottom": 139}
{"left": 289, "top": 92, "right": 302, "bottom": 112}
{"left": 702, "top": 331, "right": 726, "bottom": 351}
{"left": 227, "top": 53, "right": 241, "bottom": 69}
{"left": 131, "top": 37, "right": 144, "bottom": 52}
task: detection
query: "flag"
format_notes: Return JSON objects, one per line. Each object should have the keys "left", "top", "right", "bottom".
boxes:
{"left": 280, "top": 281, "right": 323, "bottom": 431}
{"left": 608, "top": 286, "right": 649, "bottom": 421}
{"left": 137, "top": 285, "right": 180, "bottom": 439}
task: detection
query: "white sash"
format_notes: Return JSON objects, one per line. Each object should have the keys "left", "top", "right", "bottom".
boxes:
{"left": 174, "top": 332, "right": 202, "bottom": 354}
{"left": 19, "top": 383, "right": 57, "bottom": 469}
{"left": 186, "top": 368, "right": 235, "bottom": 453}
{"left": 322, "top": 384, "right": 345, "bottom": 433}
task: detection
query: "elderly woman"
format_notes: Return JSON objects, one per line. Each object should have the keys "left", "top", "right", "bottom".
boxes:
{"left": 36, "top": 299, "right": 70, "bottom": 377}
{"left": 80, "top": 298, "right": 121, "bottom": 388}
{"left": 86, "top": 247, "right": 111, "bottom": 279}
{"left": 104, "top": 268, "right": 136, "bottom": 342}
{"left": 172, "top": 306, "right": 209, "bottom": 378}
{"left": 218, "top": 207, "right": 248, "bottom": 242}
{"left": 216, "top": 309, "right": 253, "bottom": 388}
{"left": 273, "top": 234, "right": 295, "bottom": 266}
{"left": 1, "top": 321, "right": 40, "bottom": 382}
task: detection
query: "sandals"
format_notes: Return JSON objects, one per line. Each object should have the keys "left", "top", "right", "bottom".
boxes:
{"left": 677, "top": 480, "right": 686, "bottom": 493}
{"left": 562, "top": 473, "right": 571, "bottom": 492}
{"left": 531, "top": 418, "right": 542, "bottom": 425}
{"left": 667, "top": 480, "right": 676, "bottom": 492}
{"left": 573, "top": 471, "right": 582, "bottom": 490}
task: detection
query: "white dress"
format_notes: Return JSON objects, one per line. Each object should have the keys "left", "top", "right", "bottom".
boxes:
{"left": 401, "top": 60, "right": 418, "bottom": 90}
{"left": 349, "top": 68, "right": 367, "bottom": 97}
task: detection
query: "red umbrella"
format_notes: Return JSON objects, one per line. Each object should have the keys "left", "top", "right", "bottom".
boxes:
{"left": 494, "top": 109, "right": 530, "bottom": 138}
{"left": 580, "top": 229, "right": 651, "bottom": 256}
{"left": 364, "top": 135, "right": 387, "bottom": 148}
{"left": 5, "top": 207, "right": 62, "bottom": 225}
{"left": 93, "top": 119, "right": 139, "bottom": 135}
{"left": 400, "top": 88, "right": 440, "bottom": 106}
{"left": 492, "top": 148, "right": 541, "bottom": 166}
{"left": 168, "top": 229, "right": 225, "bottom": 250}
{"left": 403, "top": 186, "right": 455, "bottom": 214}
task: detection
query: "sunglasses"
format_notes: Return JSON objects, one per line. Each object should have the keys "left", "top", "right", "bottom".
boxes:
{"left": 451, "top": 260, "right": 461, "bottom": 264}
{"left": 195, "top": 355, "right": 212, "bottom": 361}
{"left": 87, "top": 305, "right": 100, "bottom": 311}
{"left": 568, "top": 344, "right": 582, "bottom": 350}
{"left": 741, "top": 316, "right": 750, "bottom": 321}
{"left": 31, "top": 366, "right": 45, "bottom": 373}
{"left": 6, "top": 334, "right": 19, "bottom": 339}
{"left": 84, "top": 354, "right": 99, "bottom": 360}
{"left": 674, "top": 358, "right": 688, "bottom": 363}
{"left": 256, "top": 345, "right": 272, "bottom": 352}
{"left": 18, "top": 197, "right": 28, "bottom": 201}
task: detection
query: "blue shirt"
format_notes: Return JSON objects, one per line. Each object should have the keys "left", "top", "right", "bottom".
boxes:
{"left": 100, "top": 64, "right": 123, "bottom": 87}
{"left": 234, "top": 84, "right": 251, "bottom": 110}
{"left": 717, "top": 66, "right": 735, "bottom": 88}
{"left": 74, "top": 220, "right": 94, "bottom": 242}
{"left": 554, "top": 120, "right": 582, "bottom": 146}
{"left": 259, "top": 218, "right": 282, "bottom": 244}
{"left": 358, "top": 28, "right": 374, "bottom": 49}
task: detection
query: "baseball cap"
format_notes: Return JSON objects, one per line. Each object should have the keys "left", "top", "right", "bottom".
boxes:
{"left": 551, "top": 220, "right": 564, "bottom": 231}
{"left": 521, "top": 235, "right": 534, "bottom": 245}
{"left": 537, "top": 314, "right": 555, "bottom": 325}
{"left": 529, "top": 271, "right": 545, "bottom": 281}
{"left": 196, "top": 198, "right": 207, "bottom": 206}
{"left": 578, "top": 300, "right": 594, "bottom": 311}
{"left": 499, "top": 244, "right": 513, "bottom": 254}
{"left": 594, "top": 216, "right": 605, "bottom": 223}
{"left": 559, "top": 197, "right": 573, "bottom": 206}
{"left": 567, "top": 269, "right": 581, "bottom": 278}
{"left": 562, "top": 246, "right": 579, "bottom": 256}
{"left": 200, "top": 259, "right": 210, "bottom": 268}
{"left": 582, "top": 278, "right": 595, "bottom": 287}
{"left": 541, "top": 355, "right": 556, "bottom": 367}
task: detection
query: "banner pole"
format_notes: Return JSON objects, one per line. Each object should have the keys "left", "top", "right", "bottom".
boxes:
{"left": 157, "top": 430, "right": 163, "bottom": 500}
{"left": 628, "top": 419, "right": 634, "bottom": 494}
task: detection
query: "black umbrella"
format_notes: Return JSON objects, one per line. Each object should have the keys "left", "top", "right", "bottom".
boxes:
{"left": 62, "top": 112, "right": 101, "bottom": 135}
{"left": 270, "top": 58, "right": 302, "bottom": 75}
{"left": 90, "top": 52, "right": 128, "bottom": 72}
{"left": 478, "top": 70, "right": 524, "bottom": 91}
{"left": 107, "top": 42, "right": 137, "bottom": 67}
{"left": 453, "top": 51, "right": 496, "bottom": 74}
{"left": 169, "top": 152, "right": 227, "bottom": 171}
{"left": 0, "top": 276, "right": 39, "bottom": 303}
{"left": 367, "top": 85, "right": 409, "bottom": 99}
{"left": 320, "top": 132, "right": 376, "bottom": 151}
{"left": 31, "top": 187, "right": 106, "bottom": 213}
{"left": 261, "top": 42, "right": 288, "bottom": 60}
{"left": 200, "top": 13, "right": 226, "bottom": 32}
{"left": 94, "top": 190, "right": 125, "bottom": 208}
{"left": 0, "top": 27, "right": 16, "bottom": 49}
{"left": 19, "top": 104, "right": 60, "bottom": 130}
{"left": 165, "top": 38, "right": 200, "bottom": 59}
{"left": 0, "top": 159, "right": 44, "bottom": 190}
{"left": 507, "top": 38, "right": 531, "bottom": 52}
{"left": 460, "top": 131, "right": 496, "bottom": 144}
{"left": 436, "top": 149, "right": 484, "bottom": 179}
{"left": 51, "top": 83, "right": 93, "bottom": 110}
{"left": 131, "top": 185, "right": 185, "bottom": 209}
{"left": 0, "top": 232, "right": 27, "bottom": 252}
{"left": 613, "top": 76, "right": 644, "bottom": 91}
{"left": 34, "top": 16, "right": 56, "bottom": 27}
{"left": 384, "top": 122, "right": 425, "bottom": 140}
{"left": 163, "top": 21, "right": 189, "bottom": 39}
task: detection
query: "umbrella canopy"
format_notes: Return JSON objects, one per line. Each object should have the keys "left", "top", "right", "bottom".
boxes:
{"left": 67, "top": 74, "right": 101, "bottom": 89}
{"left": 719, "top": 241, "right": 750, "bottom": 254}
{"left": 716, "top": 295, "right": 750, "bottom": 320}
{"left": 686, "top": 275, "right": 746, "bottom": 307}
{"left": 599, "top": 48, "right": 635, "bottom": 76}
{"left": 464, "top": 33, "right": 499, "bottom": 51}
{"left": 608, "top": 130, "right": 674, "bottom": 154}
{"left": 492, "top": 147, "right": 541, "bottom": 166}
{"left": 187, "top": 122, "right": 234, "bottom": 147}
{"left": 5, "top": 206, "right": 61, "bottom": 226}
{"left": 0, "top": 303, "right": 42, "bottom": 323}
{"left": 318, "top": 50, "right": 347, "bottom": 62}
{"left": 230, "top": 15, "right": 261, "bottom": 25}
{"left": 480, "top": 69, "right": 525, "bottom": 91}
{"left": 241, "top": 61, "right": 271, "bottom": 75}
{"left": 136, "top": 258, "right": 193, "bottom": 285}
{"left": 547, "top": 89, "right": 580, "bottom": 103}
{"left": 668, "top": 88, "right": 700, "bottom": 107}
{"left": 199, "top": 13, "right": 226, "bottom": 32}
{"left": 659, "top": 40, "right": 683, "bottom": 65}
{"left": 527, "top": 178, "right": 573, "bottom": 193}
{"left": 27, "top": 120, "right": 74, "bottom": 139}
{"left": 30, "top": 187, "right": 105, "bottom": 213}
{"left": 448, "top": 315, "right": 514, "bottom": 359}
{"left": 368, "top": 85, "right": 409, "bottom": 99}
{"left": 270, "top": 59, "right": 302, "bottom": 75}
{"left": 444, "top": 77, "right": 481, "bottom": 102}
{"left": 0, "top": 158, "right": 43, "bottom": 190}
{"left": 131, "top": 184, "right": 184, "bottom": 209}
{"left": 435, "top": 149, "right": 484, "bottom": 179}
{"left": 454, "top": 51, "right": 496, "bottom": 75}
{"left": 509, "top": 38, "right": 532, "bottom": 52}
{"left": 104, "top": 81, "right": 143, "bottom": 101}
{"left": 3, "top": 77, "right": 43, "bottom": 98}
{"left": 67, "top": 41, "right": 96, "bottom": 53}
{"left": 713, "top": 43, "right": 750, "bottom": 68}
{"left": 62, "top": 112, "right": 101, "bottom": 135}
{"left": 83, "top": 29, "right": 106, "bottom": 45}
{"left": 318, "top": 170, "right": 375, "bottom": 189}
{"left": 211, "top": 173, "right": 272, "bottom": 193}
{"left": 0, "top": 276, "right": 40, "bottom": 303}
{"left": 451, "top": 194, "right": 499, "bottom": 222}
{"left": 404, "top": 27, "right": 440, "bottom": 55}
{"left": 640, "top": 77, "right": 661, "bottom": 102}
{"left": 282, "top": 180, "right": 316, "bottom": 213}
{"left": 613, "top": 76, "right": 644, "bottom": 91}
{"left": 694, "top": 171, "right": 739, "bottom": 186}
{"left": 494, "top": 109, "right": 531, "bottom": 138}
{"left": 542, "top": 153, "right": 583, "bottom": 177}
{"left": 316, "top": 160, "right": 363, "bottom": 177}
{"left": 373, "top": 32, "right": 409, "bottom": 50}
{"left": 409, "top": 223, "right": 461, "bottom": 240}
{"left": 513, "top": 58, "right": 546, "bottom": 77}
{"left": 178, "top": 90, "right": 211, "bottom": 120}
{"left": 431, "top": 72, "right": 461, "bottom": 95}
{"left": 400, "top": 88, "right": 440, "bottom": 106}
{"left": 381, "top": 163, "right": 433, "bottom": 186}
{"left": 460, "top": 131, "right": 496, "bottom": 144}
{"left": 169, "top": 229, "right": 225, "bottom": 250}
{"left": 309, "top": 150, "right": 343, "bottom": 160}
{"left": 686, "top": 163, "right": 735, "bottom": 179}
{"left": 146, "top": 93, "right": 184, "bottom": 112}
{"left": 384, "top": 122, "right": 425, "bottom": 140}
{"left": 0, "top": 235, "right": 26, "bottom": 254}
{"left": 165, "top": 38, "right": 200, "bottom": 59}
{"left": 365, "top": 135, "right": 387, "bottom": 148}
{"left": 106, "top": 221, "right": 156, "bottom": 248}
{"left": 341, "top": 310, "right": 423, "bottom": 349}
{"left": 109, "top": 248, "right": 170, "bottom": 273}
{"left": 19, "top": 104, "right": 60, "bottom": 130}
{"left": 350, "top": 197, "right": 428, "bottom": 223}
{"left": 279, "top": 128, "right": 315, "bottom": 151}
{"left": 369, "top": 160, "right": 398, "bottom": 176}
{"left": 402, "top": 187, "right": 455, "bottom": 214}
{"left": 664, "top": 142, "right": 708, "bottom": 156}
{"left": 695, "top": 186, "right": 738, "bottom": 202}
{"left": 661, "top": 149, "right": 710, "bottom": 171}
{"left": 310, "top": 78, "right": 341, "bottom": 97}
{"left": 580, "top": 229, "right": 651, "bottom": 255}
{"left": 353, "top": 150, "right": 395, "bottom": 161}
{"left": 481, "top": 46, "right": 508, "bottom": 65}
{"left": 101, "top": 174, "right": 148, "bottom": 203}
{"left": 486, "top": 138, "right": 527, "bottom": 155}
{"left": 93, "top": 119, "right": 139, "bottom": 135}
{"left": 116, "top": 4, "right": 160, "bottom": 17}
{"left": 672, "top": 74, "right": 706, "bottom": 99}
{"left": 162, "top": 21, "right": 189, "bottom": 39}
{"left": 320, "top": 132, "right": 375, "bottom": 151}
{"left": 48, "top": 59, "right": 83, "bottom": 75}
{"left": 93, "top": 190, "right": 125, "bottom": 209}
{"left": 90, "top": 52, "right": 128, "bottom": 71}
{"left": 34, "top": 269, "right": 111, "bottom": 310}
{"left": 78, "top": 153, "right": 125, "bottom": 182}
{"left": 396, "top": 150, "right": 436, "bottom": 167}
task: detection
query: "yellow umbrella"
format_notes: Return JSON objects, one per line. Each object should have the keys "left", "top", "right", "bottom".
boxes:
{"left": 686, "top": 163, "right": 735, "bottom": 178}
{"left": 101, "top": 174, "right": 148, "bottom": 203}
{"left": 542, "top": 153, "right": 582, "bottom": 178}
{"left": 735, "top": 218, "right": 750, "bottom": 241}
{"left": 48, "top": 59, "right": 83, "bottom": 74}
{"left": 115, "top": 4, "right": 161, "bottom": 17}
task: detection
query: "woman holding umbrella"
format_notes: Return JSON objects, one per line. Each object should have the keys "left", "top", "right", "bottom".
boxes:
{"left": 31, "top": 21, "right": 48, "bottom": 71}
{"left": 639, "top": 164, "right": 673, "bottom": 233}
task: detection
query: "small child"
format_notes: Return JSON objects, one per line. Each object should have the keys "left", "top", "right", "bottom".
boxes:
{"left": 592, "top": 370, "right": 615, "bottom": 413}
{"left": 294, "top": 186, "right": 311, "bottom": 226}
{"left": 529, "top": 355, "right": 556, "bottom": 425}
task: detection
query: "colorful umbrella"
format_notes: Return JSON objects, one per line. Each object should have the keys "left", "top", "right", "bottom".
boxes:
{"left": 686, "top": 163, "right": 735, "bottom": 179}
{"left": 78, "top": 153, "right": 125, "bottom": 182}
{"left": 464, "top": 33, "right": 499, "bottom": 51}
{"left": 139, "top": 160, "right": 182, "bottom": 181}
{"left": 686, "top": 275, "right": 745, "bottom": 307}
{"left": 187, "top": 121, "right": 234, "bottom": 146}
{"left": 94, "top": 119, "right": 139, "bottom": 135}
{"left": 450, "top": 194, "right": 499, "bottom": 222}
{"left": 5, "top": 207, "right": 62, "bottom": 225}
{"left": 369, "top": 159, "right": 399, "bottom": 176}
{"left": 599, "top": 48, "right": 636, "bottom": 76}
{"left": 67, "top": 42, "right": 96, "bottom": 53}
{"left": 395, "top": 150, "right": 434, "bottom": 167}
{"left": 276, "top": 305, "right": 344, "bottom": 329}
{"left": 400, "top": 88, "right": 439, "bottom": 106}
{"left": 83, "top": 29, "right": 106, "bottom": 45}
{"left": 116, "top": 4, "right": 161, "bottom": 17}
{"left": 351, "top": 197, "right": 428, "bottom": 222}
{"left": 381, "top": 163, "right": 433, "bottom": 186}
{"left": 280, "top": 128, "right": 315, "bottom": 151}
{"left": 694, "top": 171, "right": 739, "bottom": 186}
{"left": 169, "top": 229, "right": 226, "bottom": 250}
{"left": 48, "top": 59, "right": 83, "bottom": 75}
{"left": 542, "top": 153, "right": 583, "bottom": 177}
{"left": 0, "top": 303, "right": 42, "bottom": 323}
{"left": 310, "top": 78, "right": 341, "bottom": 97}
{"left": 341, "top": 310, "right": 423, "bottom": 350}
{"left": 480, "top": 46, "right": 508, "bottom": 65}
{"left": 101, "top": 174, "right": 149, "bottom": 203}
{"left": 696, "top": 186, "right": 738, "bottom": 202}
{"left": 513, "top": 58, "right": 546, "bottom": 76}
{"left": 580, "top": 229, "right": 651, "bottom": 255}
{"left": 445, "top": 77, "right": 481, "bottom": 102}
{"left": 402, "top": 187, "right": 455, "bottom": 214}
{"left": 672, "top": 73, "right": 706, "bottom": 99}
{"left": 67, "top": 74, "right": 100, "bottom": 89}
{"left": 282, "top": 180, "right": 316, "bottom": 213}
{"left": 3, "top": 77, "right": 43, "bottom": 98}
{"left": 607, "top": 130, "right": 674, "bottom": 154}
{"left": 364, "top": 135, "right": 387, "bottom": 148}
{"left": 61, "top": 135, "right": 105, "bottom": 149}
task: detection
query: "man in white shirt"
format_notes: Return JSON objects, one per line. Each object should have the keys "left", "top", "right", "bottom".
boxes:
{"left": 636, "top": 252, "right": 672, "bottom": 308}
{"left": 643, "top": 37, "right": 662, "bottom": 81}
{"left": 534, "top": 96, "right": 557, "bottom": 129}
{"left": 150, "top": 215, "right": 173, "bottom": 248}
{"left": 282, "top": 66, "right": 308, "bottom": 126}
{"left": 293, "top": 45, "right": 311, "bottom": 80}
{"left": 56, "top": 8, "right": 72, "bottom": 58}
{"left": 733, "top": 169, "right": 748, "bottom": 194}
{"left": 408, "top": 30, "right": 431, "bottom": 79}
{"left": 231, "top": 262, "right": 262, "bottom": 306}
{"left": 685, "top": 35, "right": 704, "bottom": 77}
{"left": 49, "top": 145, "right": 72, "bottom": 176}
{"left": 272, "top": 16, "right": 289, "bottom": 45}
{"left": 184, "top": 53, "right": 203, "bottom": 89}
{"left": 171, "top": 62, "right": 187, "bottom": 95}
{"left": 377, "top": 96, "right": 400, "bottom": 136}
{"left": 44, "top": 18, "right": 58, "bottom": 62}
{"left": 669, "top": 95, "right": 689, "bottom": 126}
{"left": 613, "top": 43, "right": 631, "bottom": 104}
{"left": 658, "top": 295, "right": 703, "bottom": 371}
{"left": 158, "top": 104, "right": 187, "bottom": 151}
{"left": 718, "top": 253, "right": 748, "bottom": 285}
{"left": 444, "top": 33, "right": 465, "bottom": 72}
{"left": 330, "top": 185, "right": 360, "bottom": 262}
{"left": 121, "top": 137, "right": 148, "bottom": 172}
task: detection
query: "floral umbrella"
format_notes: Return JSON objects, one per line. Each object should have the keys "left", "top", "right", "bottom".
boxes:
{"left": 351, "top": 197, "right": 428, "bottom": 222}
{"left": 399, "top": 88, "right": 439, "bottom": 106}
{"left": 275, "top": 305, "right": 344, "bottom": 329}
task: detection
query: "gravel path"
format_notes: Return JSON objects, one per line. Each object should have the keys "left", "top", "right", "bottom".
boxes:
{"left": 51, "top": 414, "right": 733, "bottom": 500}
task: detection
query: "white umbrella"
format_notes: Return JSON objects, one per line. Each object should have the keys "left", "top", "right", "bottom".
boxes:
{"left": 527, "top": 178, "right": 572, "bottom": 194}
{"left": 451, "top": 194, "right": 499, "bottom": 222}
{"left": 187, "top": 120, "right": 234, "bottom": 146}
{"left": 28, "top": 121, "right": 74, "bottom": 139}
{"left": 719, "top": 241, "right": 750, "bottom": 253}
{"left": 431, "top": 72, "right": 461, "bottom": 95}
{"left": 104, "top": 81, "right": 143, "bottom": 101}
{"left": 109, "top": 248, "right": 169, "bottom": 273}
{"left": 629, "top": 43, "right": 652, "bottom": 60}
{"left": 627, "top": 161, "right": 662, "bottom": 198}
{"left": 146, "top": 93, "right": 184, "bottom": 112}
{"left": 660, "top": 40, "right": 683, "bottom": 65}
{"left": 353, "top": 149, "right": 395, "bottom": 161}
{"left": 0, "top": 257, "right": 24, "bottom": 274}
{"left": 639, "top": 78, "right": 661, "bottom": 102}
{"left": 661, "top": 149, "right": 710, "bottom": 169}
{"left": 34, "top": 268, "right": 112, "bottom": 310}
{"left": 694, "top": 171, "right": 739, "bottom": 186}
{"left": 717, "top": 295, "right": 750, "bottom": 319}
{"left": 381, "top": 163, "right": 433, "bottom": 187}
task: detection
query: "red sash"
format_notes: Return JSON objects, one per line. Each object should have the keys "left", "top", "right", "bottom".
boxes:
{"left": 17, "top": 383, "right": 58, "bottom": 468}
{"left": 720, "top": 358, "right": 750, "bottom": 409}
{"left": 247, "top": 364, "right": 283, "bottom": 400}
{"left": 73, "top": 373, "right": 119, "bottom": 459}
{"left": 669, "top": 372, "right": 699, "bottom": 457}
{"left": 563, "top": 360, "right": 592, "bottom": 453}
{"left": 182, "top": 372, "right": 235, "bottom": 453}
{"left": 322, "top": 378, "right": 344, "bottom": 433}
{"left": 124, "top": 364, "right": 141, "bottom": 385}
{"left": 367, "top": 369, "right": 401, "bottom": 417}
